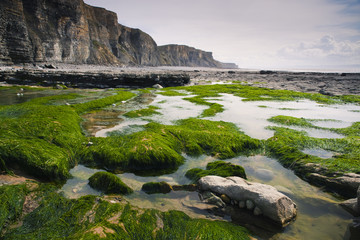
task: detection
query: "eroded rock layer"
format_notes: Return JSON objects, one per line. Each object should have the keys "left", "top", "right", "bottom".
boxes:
{"left": 0, "top": 0, "right": 233, "bottom": 68}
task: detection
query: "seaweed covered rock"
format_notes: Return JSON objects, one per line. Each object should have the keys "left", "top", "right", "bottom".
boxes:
{"left": 198, "top": 176, "right": 297, "bottom": 226}
{"left": 1, "top": 183, "right": 251, "bottom": 239}
{"left": 141, "top": 181, "right": 173, "bottom": 194}
{"left": 88, "top": 172, "right": 132, "bottom": 195}
{"left": 185, "top": 161, "right": 246, "bottom": 182}
{"left": 84, "top": 119, "right": 261, "bottom": 174}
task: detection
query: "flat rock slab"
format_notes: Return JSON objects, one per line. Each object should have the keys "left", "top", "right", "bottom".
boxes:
{"left": 0, "top": 69, "right": 190, "bottom": 88}
{"left": 198, "top": 176, "right": 297, "bottom": 226}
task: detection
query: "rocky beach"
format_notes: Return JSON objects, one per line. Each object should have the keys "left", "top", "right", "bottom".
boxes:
{"left": 1, "top": 0, "right": 360, "bottom": 239}
{"left": 1, "top": 65, "right": 359, "bottom": 95}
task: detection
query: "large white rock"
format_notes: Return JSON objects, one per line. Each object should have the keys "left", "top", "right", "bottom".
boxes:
{"left": 198, "top": 176, "right": 297, "bottom": 226}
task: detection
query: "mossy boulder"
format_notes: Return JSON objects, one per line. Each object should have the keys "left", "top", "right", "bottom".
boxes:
{"left": 83, "top": 118, "right": 261, "bottom": 173}
{"left": 141, "top": 181, "right": 173, "bottom": 194}
{"left": 88, "top": 172, "right": 133, "bottom": 195}
{"left": 185, "top": 161, "right": 247, "bottom": 182}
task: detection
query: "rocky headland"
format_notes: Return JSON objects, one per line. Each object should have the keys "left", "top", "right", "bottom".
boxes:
{"left": 0, "top": 0, "right": 234, "bottom": 68}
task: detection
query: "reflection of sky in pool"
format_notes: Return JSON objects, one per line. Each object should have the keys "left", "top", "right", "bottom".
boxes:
{"left": 205, "top": 94, "right": 360, "bottom": 139}
{"left": 302, "top": 148, "right": 335, "bottom": 159}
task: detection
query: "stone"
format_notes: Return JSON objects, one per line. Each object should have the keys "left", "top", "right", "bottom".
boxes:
{"left": 308, "top": 172, "right": 360, "bottom": 198}
{"left": 200, "top": 191, "right": 226, "bottom": 208}
{"left": 358, "top": 186, "right": 360, "bottom": 213}
{"left": 254, "top": 207, "right": 262, "bottom": 216}
{"left": 221, "top": 194, "right": 231, "bottom": 204}
{"left": 198, "top": 176, "right": 297, "bottom": 226}
{"left": 239, "top": 201, "right": 245, "bottom": 208}
{"left": 141, "top": 182, "right": 172, "bottom": 194}
{"left": 340, "top": 199, "right": 359, "bottom": 217}
{"left": 152, "top": 84, "right": 163, "bottom": 89}
{"left": 246, "top": 200, "right": 255, "bottom": 210}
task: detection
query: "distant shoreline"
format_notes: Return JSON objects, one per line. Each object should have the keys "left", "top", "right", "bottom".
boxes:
{"left": 1, "top": 64, "right": 359, "bottom": 96}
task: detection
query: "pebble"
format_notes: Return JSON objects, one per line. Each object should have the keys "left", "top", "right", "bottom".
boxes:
{"left": 246, "top": 200, "right": 255, "bottom": 210}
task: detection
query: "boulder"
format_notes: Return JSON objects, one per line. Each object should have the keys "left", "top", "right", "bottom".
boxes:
{"left": 141, "top": 181, "right": 172, "bottom": 194}
{"left": 341, "top": 185, "right": 360, "bottom": 217}
{"left": 358, "top": 186, "right": 360, "bottom": 213}
{"left": 198, "top": 176, "right": 297, "bottom": 226}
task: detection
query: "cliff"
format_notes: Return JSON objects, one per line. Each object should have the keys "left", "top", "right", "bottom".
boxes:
{"left": 0, "top": 0, "right": 235, "bottom": 68}
{"left": 158, "top": 45, "right": 223, "bottom": 68}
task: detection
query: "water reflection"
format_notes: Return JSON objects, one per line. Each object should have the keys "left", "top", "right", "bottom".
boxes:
{"left": 205, "top": 94, "right": 360, "bottom": 139}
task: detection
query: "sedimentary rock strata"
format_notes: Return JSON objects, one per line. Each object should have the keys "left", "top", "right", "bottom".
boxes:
{"left": 0, "top": 0, "right": 233, "bottom": 68}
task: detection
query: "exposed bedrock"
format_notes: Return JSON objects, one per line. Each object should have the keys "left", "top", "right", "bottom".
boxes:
{"left": 198, "top": 176, "right": 297, "bottom": 226}
{"left": 0, "top": 69, "right": 190, "bottom": 88}
{"left": 340, "top": 185, "right": 360, "bottom": 217}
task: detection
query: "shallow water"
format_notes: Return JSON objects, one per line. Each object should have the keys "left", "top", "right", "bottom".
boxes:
{"left": 302, "top": 148, "right": 335, "bottom": 159}
{"left": 52, "top": 89, "right": 359, "bottom": 239}
{"left": 0, "top": 88, "right": 58, "bottom": 105}
{"left": 205, "top": 94, "right": 360, "bottom": 139}
{"left": 61, "top": 155, "right": 353, "bottom": 239}
{"left": 228, "top": 156, "right": 352, "bottom": 240}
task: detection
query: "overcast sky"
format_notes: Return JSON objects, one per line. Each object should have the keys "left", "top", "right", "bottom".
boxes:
{"left": 84, "top": 0, "right": 360, "bottom": 71}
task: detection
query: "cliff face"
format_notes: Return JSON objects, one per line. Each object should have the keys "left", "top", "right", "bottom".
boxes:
{"left": 0, "top": 0, "right": 235, "bottom": 68}
{"left": 158, "top": 45, "right": 223, "bottom": 68}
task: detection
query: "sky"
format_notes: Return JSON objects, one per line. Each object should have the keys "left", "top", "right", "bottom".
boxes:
{"left": 84, "top": 0, "right": 360, "bottom": 71}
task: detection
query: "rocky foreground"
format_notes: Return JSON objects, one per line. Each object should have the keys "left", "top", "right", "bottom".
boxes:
{"left": 1, "top": 65, "right": 359, "bottom": 95}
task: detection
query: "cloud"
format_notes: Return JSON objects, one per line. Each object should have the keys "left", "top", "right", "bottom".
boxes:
{"left": 278, "top": 36, "right": 360, "bottom": 62}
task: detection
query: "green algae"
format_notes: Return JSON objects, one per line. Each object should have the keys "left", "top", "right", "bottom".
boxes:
{"left": 82, "top": 118, "right": 261, "bottom": 174}
{"left": 185, "top": 161, "right": 247, "bottom": 182}
{"left": 124, "top": 105, "right": 161, "bottom": 118}
{"left": 141, "top": 181, "right": 173, "bottom": 194}
{"left": 73, "top": 91, "right": 136, "bottom": 114}
{"left": 0, "top": 90, "right": 135, "bottom": 181}
{"left": 265, "top": 115, "right": 360, "bottom": 175}
{"left": 266, "top": 126, "right": 360, "bottom": 175}
{"left": 1, "top": 183, "right": 250, "bottom": 240}
{"left": 183, "top": 96, "right": 224, "bottom": 117}
{"left": 0, "top": 184, "right": 28, "bottom": 233}
{"left": 89, "top": 172, "right": 133, "bottom": 195}
{"left": 168, "top": 84, "right": 359, "bottom": 108}
{"left": 157, "top": 89, "right": 188, "bottom": 96}
{"left": 268, "top": 115, "right": 316, "bottom": 128}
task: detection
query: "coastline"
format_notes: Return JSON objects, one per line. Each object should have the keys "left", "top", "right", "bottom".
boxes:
{"left": 1, "top": 64, "right": 360, "bottom": 96}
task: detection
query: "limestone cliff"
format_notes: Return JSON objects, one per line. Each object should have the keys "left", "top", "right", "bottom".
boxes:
{"left": 158, "top": 45, "right": 223, "bottom": 68}
{"left": 0, "top": 0, "right": 236, "bottom": 68}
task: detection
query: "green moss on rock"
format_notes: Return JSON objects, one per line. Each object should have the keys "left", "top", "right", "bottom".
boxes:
{"left": 124, "top": 105, "right": 161, "bottom": 118}
{"left": 1, "top": 183, "right": 250, "bottom": 240}
{"left": 83, "top": 118, "right": 261, "bottom": 173}
{"left": 185, "top": 161, "right": 247, "bottom": 182}
{"left": 141, "top": 181, "right": 173, "bottom": 194}
{"left": 0, "top": 184, "right": 27, "bottom": 233}
{"left": 88, "top": 172, "right": 133, "bottom": 195}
